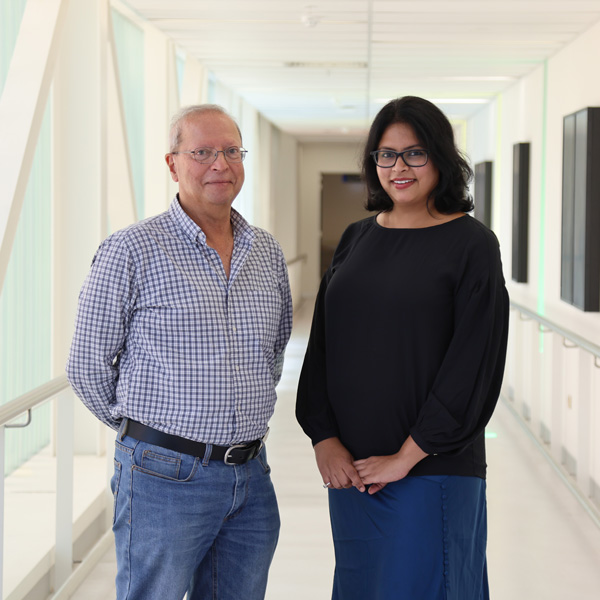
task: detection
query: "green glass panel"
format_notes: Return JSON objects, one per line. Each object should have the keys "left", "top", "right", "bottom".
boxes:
{"left": 1, "top": 2, "right": 53, "bottom": 475}
{"left": 111, "top": 9, "right": 145, "bottom": 220}
{"left": 0, "top": 105, "right": 52, "bottom": 474}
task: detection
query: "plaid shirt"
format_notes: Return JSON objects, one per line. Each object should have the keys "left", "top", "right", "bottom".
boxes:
{"left": 66, "top": 198, "right": 293, "bottom": 445}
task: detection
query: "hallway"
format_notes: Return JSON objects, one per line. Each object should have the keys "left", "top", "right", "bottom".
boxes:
{"left": 69, "top": 299, "right": 600, "bottom": 600}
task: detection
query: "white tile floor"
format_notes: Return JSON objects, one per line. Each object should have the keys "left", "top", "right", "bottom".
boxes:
{"left": 69, "top": 300, "right": 600, "bottom": 600}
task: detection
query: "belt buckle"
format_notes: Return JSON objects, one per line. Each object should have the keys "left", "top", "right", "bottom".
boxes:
{"left": 223, "top": 443, "right": 247, "bottom": 466}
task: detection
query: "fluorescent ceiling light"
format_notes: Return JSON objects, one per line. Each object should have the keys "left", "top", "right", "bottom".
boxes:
{"left": 285, "top": 61, "right": 367, "bottom": 69}
{"left": 440, "top": 76, "right": 514, "bottom": 82}
{"left": 374, "top": 98, "right": 489, "bottom": 105}
{"left": 428, "top": 98, "right": 489, "bottom": 104}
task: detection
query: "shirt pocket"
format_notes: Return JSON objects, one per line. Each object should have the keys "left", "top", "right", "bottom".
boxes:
{"left": 241, "top": 286, "right": 282, "bottom": 348}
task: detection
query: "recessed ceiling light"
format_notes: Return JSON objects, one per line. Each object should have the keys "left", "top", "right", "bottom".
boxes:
{"left": 428, "top": 99, "right": 489, "bottom": 104}
{"left": 439, "top": 76, "right": 514, "bottom": 82}
{"left": 375, "top": 98, "right": 489, "bottom": 105}
{"left": 285, "top": 61, "right": 368, "bottom": 69}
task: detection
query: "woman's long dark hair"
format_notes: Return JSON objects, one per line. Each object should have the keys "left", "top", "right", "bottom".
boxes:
{"left": 362, "top": 96, "right": 474, "bottom": 214}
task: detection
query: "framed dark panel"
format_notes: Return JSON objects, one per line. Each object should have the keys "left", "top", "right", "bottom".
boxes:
{"left": 512, "top": 143, "right": 530, "bottom": 283}
{"left": 561, "top": 107, "right": 600, "bottom": 311}
{"left": 561, "top": 113, "right": 576, "bottom": 304}
{"left": 474, "top": 161, "right": 493, "bottom": 228}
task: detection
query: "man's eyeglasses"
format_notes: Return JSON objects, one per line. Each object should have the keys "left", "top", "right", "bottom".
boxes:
{"left": 171, "top": 146, "right": 248, "bottom": 164}
{"left": 370, "top": 149, "right": 429, "bottom": 168}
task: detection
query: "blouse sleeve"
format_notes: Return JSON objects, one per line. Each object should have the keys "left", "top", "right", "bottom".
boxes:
{"left": 409, "top": 229, "right": 509, "bottom": 456}
{"left": 295, "top": 269, "right": 340, "bottom": 446}
{"left": 295, "top": 220, "right": 372, "bottom": 445}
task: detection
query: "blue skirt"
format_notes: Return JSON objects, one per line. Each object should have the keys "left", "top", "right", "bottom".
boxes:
{"left": 328, "top": 475, "right": 489, "bottom": 600}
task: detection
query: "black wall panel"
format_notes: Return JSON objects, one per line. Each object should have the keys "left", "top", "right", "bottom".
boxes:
{"left": 561, "top": 107, "right": 600, "bottom": 311}
{"left": 512, "top": 143, "right": 530, "bottom": 283}
{"left": 474, "top": 161, "right": 493, "bottom": 228}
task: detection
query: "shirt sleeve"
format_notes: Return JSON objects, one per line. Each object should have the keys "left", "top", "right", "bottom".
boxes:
{"left": 272, "top": 246, "right": 293, "bottom": 386}
{"left": 410, "top": 231, "right": 509, "bottom": 456}
{"left": 65, "top": 234, "right": 137, "bottom": 430}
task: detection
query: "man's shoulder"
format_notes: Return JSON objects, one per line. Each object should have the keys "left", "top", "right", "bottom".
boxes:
{"left": 101, "top": 211, "right": 172, "bottom": 250}
{"left": 248, "top": 224, "right": 277, "bottom": 244}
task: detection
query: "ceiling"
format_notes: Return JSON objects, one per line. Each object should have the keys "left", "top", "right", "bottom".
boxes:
{"left": 121, "top": 0, "right": 600, "bottom": 141}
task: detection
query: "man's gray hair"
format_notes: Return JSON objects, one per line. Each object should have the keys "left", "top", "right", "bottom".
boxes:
{"left": 168, "top": 104, "right": 242, "bottom": 152}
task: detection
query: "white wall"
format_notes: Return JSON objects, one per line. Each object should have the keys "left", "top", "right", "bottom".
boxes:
{"left": 298, "top": 141, "right": 365, "bottom": 296}
{"left": 467, "top": 19, "right": 600, "bottom": 340}
{"left": 264, "top": 125, "right": 301, "bottom": 308}
{"left": 467, "top": 18, "right": 600, "bottom": 503}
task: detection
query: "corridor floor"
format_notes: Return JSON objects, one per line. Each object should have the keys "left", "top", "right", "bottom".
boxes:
{"left": 70, "top": 299, "right": 600, "bottom": 600}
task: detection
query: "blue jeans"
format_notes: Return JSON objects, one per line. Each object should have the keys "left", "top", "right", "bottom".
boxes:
{"left": 111, "top": 432, "right": 280, "bottom": 600}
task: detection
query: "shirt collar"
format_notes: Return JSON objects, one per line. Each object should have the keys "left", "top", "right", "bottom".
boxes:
{"left": 169, "top": 195, "right": 255, "bottom": 246}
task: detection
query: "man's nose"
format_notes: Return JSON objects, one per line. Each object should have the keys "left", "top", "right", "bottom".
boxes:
{"left": 211, "top": 151, "right": 230, "bottom": 168}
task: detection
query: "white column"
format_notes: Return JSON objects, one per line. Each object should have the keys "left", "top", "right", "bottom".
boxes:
{"left": 52, "top": 0, "right": 107, "bottom": 454}
{"left": 54, "top": 389, "right": 74, "bottom": 589}
{"left": 144, "top": 27, "right": 176, "bottom": 217}
{"left": 181, "top": 55, "right": 207, "bottom": 106}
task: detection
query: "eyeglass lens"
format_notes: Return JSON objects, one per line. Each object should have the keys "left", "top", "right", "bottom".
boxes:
{"left": 192, "top": 147, "right": 246, "bottom": 163}
{"left": 372, "top": 149, "right": 428, "bottom": 168}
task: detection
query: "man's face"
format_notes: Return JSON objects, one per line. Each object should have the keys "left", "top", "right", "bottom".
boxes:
{"left": 166, "top": 111, "right": 245, "bottom": 216}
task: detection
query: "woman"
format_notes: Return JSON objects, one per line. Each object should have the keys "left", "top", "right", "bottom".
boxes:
{"left": 296, "top": 96, "right": 509, "bottom": 599}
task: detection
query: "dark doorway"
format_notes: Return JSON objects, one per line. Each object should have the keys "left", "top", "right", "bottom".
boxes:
{"left": 320, "top": 173, "right": 369, "bottom": 276}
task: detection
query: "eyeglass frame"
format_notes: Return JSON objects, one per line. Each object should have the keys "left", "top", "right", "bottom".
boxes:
{"left": 370, "top": 148, "right": 429, "bottom": 168}
{"left": 170, "top": 146, "right": 248, "bottom": 164}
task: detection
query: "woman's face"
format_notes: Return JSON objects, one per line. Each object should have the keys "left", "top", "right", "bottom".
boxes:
{"left": 375, "top": 122, "right": 439, "bottom": 210}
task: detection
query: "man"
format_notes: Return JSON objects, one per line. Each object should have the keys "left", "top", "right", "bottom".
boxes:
{"left": 66, "top": 104, "right": 293, "bottom": 600}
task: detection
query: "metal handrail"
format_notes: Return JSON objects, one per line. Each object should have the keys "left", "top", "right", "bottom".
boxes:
{"left": 510, "top": 301, "right": 600, "bottom": 360}
{"left": 286, "top": 254, "right": 307, "bottom": 266}
{"left": 508, "top": 299, "right": 600, "bottom": 529}
{"left": 0, "top": 374, "right": 69, "bottom": 427}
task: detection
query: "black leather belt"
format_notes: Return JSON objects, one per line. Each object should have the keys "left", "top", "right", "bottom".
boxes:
{"left": 122, "top": 419, "right": 264, "bottom": 465}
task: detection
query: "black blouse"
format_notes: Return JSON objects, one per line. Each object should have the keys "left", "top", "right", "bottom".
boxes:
{"left": 296, "top": 214, "right": 509, "bottom": 479}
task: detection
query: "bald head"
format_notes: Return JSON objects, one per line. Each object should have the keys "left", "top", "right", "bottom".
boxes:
{"left": 168, "top": 104, "right": 242, "bottom": 153}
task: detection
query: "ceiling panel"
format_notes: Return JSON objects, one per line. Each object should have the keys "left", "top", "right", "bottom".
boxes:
{"left": 121, "top": 0, "right": 600, "bottom": 140}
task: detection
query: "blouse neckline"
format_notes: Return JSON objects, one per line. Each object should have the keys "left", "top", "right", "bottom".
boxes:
{"left": 373, "top": 213, "right": 468, "bottom": 231}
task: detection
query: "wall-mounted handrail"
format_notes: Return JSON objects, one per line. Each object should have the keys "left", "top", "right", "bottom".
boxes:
{"left": 510, "top": 301, "right": 600, "bottom": 361}
{"left": 508, "top": 299, "right": 600, "bottom": 528}
{"left": 286, "top": 254, "right": 307, "bottom": 266}
{"left": 0, "top": 372, "right": 71, "bottom": 598}
{"left": 0, "top": 374, "right": 69, "bottom": 427}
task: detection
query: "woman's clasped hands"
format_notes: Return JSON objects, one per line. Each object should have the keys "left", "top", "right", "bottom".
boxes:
{"left": 315, "top": 436, "right": 428, "bottom": 495}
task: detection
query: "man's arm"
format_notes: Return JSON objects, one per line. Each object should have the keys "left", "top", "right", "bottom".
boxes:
{"left": 66, "top": 234, "right": 136, "bottom": 430}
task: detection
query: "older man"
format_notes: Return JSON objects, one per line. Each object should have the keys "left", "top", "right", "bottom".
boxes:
{"left": 67, "top": 105, "right": 293, "bottom": 600}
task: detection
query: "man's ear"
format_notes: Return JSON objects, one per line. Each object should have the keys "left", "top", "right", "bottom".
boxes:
{"left": 165, "top": 154, "right": 179, "bottom": 182}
